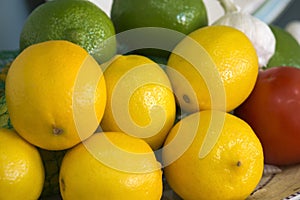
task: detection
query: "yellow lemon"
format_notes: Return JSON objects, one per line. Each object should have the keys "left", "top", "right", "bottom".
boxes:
{"left": 167, "top": 25, "right": 259, "bottom": 112}
{"left": 0, "top": 128, "right": 44, "bottom": 200}
{"left": 59, "top": 132, "right": 163, "bottom": 200}
{"left": 100, "top": 55, "right": 176, "bottom": 150}
{"left": 162, "top": 110, "right": 264, "bottom": 200}
{"left": 5, "top": 40, "right": 106, "bottom": 150}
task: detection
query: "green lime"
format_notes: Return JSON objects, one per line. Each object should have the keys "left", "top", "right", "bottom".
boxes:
{"left": 266, "top": 25, "right": 300, "bottom": 68}
{"left": 111, "top": 0, "right": 208, "bottom": 57}
{"left": 20, "top": 0, "right": 116, "bottom": 63}
{"left": 111, "top": 0, "right": 208, "bottom": 35}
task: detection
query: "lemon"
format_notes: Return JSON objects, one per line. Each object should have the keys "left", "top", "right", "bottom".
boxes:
{"left": 167, "top": 25, "right": 259, "bottom": 112}
{"left": 162, "top": 110, "right": 264, "bottom": 200}
{"left": 100, "top": 55, "right": 176, "bottom": 150}
{"left": 20, "top": 0, "right": 116, "bottom": 63}
{"left": 5, "top": 40, "right": 106, "bottom": 150}
{"left": 59, "top": 132, "right": 163, "bottom": 200}
{"left": 0, "top": 128, "right": 44, "bottom": 200}
{"left": 0, "top": 51, "right": 65, "bottom": 197}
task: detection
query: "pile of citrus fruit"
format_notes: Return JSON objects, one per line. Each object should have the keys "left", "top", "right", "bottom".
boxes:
{"left": 1, "top": 0, "right": 300, "bottom": 199}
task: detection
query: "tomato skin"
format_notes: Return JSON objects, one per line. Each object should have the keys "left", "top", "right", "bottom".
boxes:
{"left": 234, "top": 66, "right": 300, "bottom": 166}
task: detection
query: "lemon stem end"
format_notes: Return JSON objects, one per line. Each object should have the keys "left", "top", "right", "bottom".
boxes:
{"left": 53, "top": 127, "right": 64, "bottom": 135}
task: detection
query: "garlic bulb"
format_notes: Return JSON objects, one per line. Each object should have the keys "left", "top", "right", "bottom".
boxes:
{"left": 213, "top": 0, "right": 276, "bottom": 68}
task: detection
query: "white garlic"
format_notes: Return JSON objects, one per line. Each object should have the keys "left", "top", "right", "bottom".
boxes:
{"left": 213, "top": 0, "right": 276, "bottom": 68}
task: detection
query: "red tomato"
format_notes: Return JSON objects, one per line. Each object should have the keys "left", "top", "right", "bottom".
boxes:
{"left": 234, "top": 66, "right": 300, "bottom": 166}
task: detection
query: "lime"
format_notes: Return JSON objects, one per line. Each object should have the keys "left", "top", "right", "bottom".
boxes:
{"left": 111, "top": 0, "right": 207, "bottom": 35}
{"left": 266, "top": 25, "right": 300, "bottom": 68}
{"left": 20, "top": 0, "right": 116, "bottom": 63}
{"left": 110, "top": 0, "right": 208, "bottom": 57}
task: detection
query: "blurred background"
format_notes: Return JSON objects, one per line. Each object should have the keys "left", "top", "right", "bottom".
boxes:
{"left": 0, "top": 0, "right": 299, "bottom": 51}
{"left": 272, "top": 0, "right": 300, "bottom": 27}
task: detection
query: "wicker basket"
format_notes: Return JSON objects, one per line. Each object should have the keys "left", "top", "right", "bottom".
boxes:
{"left": 249, "top": 164, "right": 300, "bottom": 200}
{"left": 161, "top": 164, "right": 300, "bottom": 200}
